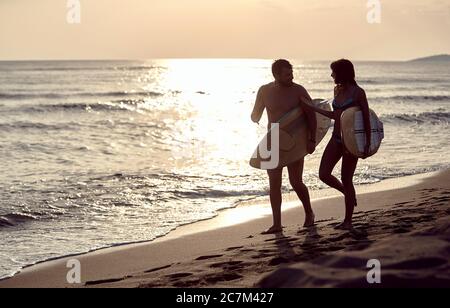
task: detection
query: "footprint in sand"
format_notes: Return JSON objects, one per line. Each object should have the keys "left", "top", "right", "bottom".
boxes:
{"left": 210, "top": 261, "right": 244, "bottom": 268}
{"left": 268, "top": 257, "right": 290, "bottom": 266}
{"left": 328, "top": 233, "right": 351, "bottom": 242}
{"left": 326, "top": 245, "right": 346, "bottom": 252}
{"left": 85, "top": 276, "right": 130, "bottom": 286}
{"left": 394, "top": 201, "right": 413, "bottom": 206}
{"left": 204, "top": 273, "right": 243, "bottom": 284}
{"left": 144, "top": 264, "right": 173, "bottom": 273}
{"left": 393, "top": 227, "right": 411, "bottom": 234}
{"left": 385, "top": 257, "right": 447, "bottom": 270}
{"left": 173, "top": 279, "right": 202, "bottom": 288}
{"left": 166, "top": 272, "right": 193, "bottom": 279}
{"left": 264, "top": 236, "right": 289, "bottom": 242}
{"left": 252, "top": 253, "right": 273, "bottom": 259}
{"left": 195, "top": 254, "right": 223, "bottom": 261}
{"left": 345, "top": 241, "right": 373, "bottom": 252}
{"left": 239, "top": 248, "right": 254, "bottom": 253}
{"left": 258, "top": 249, "right": 277, "bottom": 254}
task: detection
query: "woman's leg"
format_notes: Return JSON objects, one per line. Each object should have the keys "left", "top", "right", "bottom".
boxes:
{"left": 338, "top": 152, "right": 359, "bottom": 229}
{"left": 319, "top": 139, "right": 345, "bottom": 194}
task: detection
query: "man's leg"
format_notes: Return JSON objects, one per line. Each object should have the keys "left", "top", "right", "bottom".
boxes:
{"left": 263, "top": 167, "right": 283, "bottom": 234}
{"left": 288, "top": 159, "right": 315, "bottom": 227}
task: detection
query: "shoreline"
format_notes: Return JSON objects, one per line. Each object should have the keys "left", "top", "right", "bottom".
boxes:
{"left": 0, "top": 171, "right": 434, "bottom": 279}
{"left": 0, "top": 169, "right": 448, "bottom": 288}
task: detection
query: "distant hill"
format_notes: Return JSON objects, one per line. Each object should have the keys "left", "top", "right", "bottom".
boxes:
{"left": 409, "top": 54, "right": 450, "bottom": 62}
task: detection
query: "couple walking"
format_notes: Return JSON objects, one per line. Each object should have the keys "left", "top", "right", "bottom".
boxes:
{"left": 251, "top": 59, "right": 372, "bottom": 233}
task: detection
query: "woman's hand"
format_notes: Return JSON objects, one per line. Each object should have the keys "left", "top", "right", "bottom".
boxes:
{"left": 332, "top": 111, "right": 339, "bottom": 121}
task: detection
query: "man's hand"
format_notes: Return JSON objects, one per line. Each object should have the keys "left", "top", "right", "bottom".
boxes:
{"left": 307, "top": 139, "right": 316, "bottom": 154}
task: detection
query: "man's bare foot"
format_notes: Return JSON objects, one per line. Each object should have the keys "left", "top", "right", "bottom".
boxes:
{"left": 334, "top": 221, "right": 353, "bottom": 230}
{"left": 303, "top": 213, "right": 315, "bottom": 228}
{"left": 261, "top": 226, "right": 283, "bottom": 235}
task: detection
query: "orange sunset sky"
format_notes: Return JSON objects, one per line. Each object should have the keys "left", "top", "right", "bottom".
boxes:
{"left": 1, "top": 0, "right": 449, "bottom": 61}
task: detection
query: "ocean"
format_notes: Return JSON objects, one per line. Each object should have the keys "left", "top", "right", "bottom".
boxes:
{"left": 0, "top": 59, "right": 449, "bottom": 278}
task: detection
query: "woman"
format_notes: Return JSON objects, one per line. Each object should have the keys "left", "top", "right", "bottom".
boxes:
{"left": 308, "top": 59, "right": 371, "bottom": 230}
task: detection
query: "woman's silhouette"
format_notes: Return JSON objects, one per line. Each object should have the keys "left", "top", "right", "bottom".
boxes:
{"left": 307, "top": 59, "right": 372, "bottom": 230}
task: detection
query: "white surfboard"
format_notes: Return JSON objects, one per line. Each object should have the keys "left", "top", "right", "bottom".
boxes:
{"left": 340, "top": 107, "right": 384, "bottom": 158}
{"left": 250, "top": 99, "right": 332, "bottom": 170}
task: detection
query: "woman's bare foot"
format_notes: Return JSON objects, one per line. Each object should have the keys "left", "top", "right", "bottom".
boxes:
{"left": 303, "top": 213, "right": 315, "bottom": 228}
{"left": 261, "top": 226, "right": 283, "bottom": 235}
{"left": 334, "top": 221, "right": 353, "bottom": 230}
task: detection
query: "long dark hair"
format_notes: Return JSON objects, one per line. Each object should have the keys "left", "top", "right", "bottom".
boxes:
{"left": 331, "top": 59, "right": 357, "bottom": 86}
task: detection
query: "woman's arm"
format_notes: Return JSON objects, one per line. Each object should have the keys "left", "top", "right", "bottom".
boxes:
{"left": 298, "top": 87, "right": 317, "bottom": 147}
{"left": 251, "top": 86, "right": 265, "bottom": 124}
{"left": 297, "top": 87, "right": 317, "bottom": 154}
{"left": 303, "top": 100, "right": 335, "bottom": 119}
{"left": 359, "top": 89, "right": 372, "bottom": 155}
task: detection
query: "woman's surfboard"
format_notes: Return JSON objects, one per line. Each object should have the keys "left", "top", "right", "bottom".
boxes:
{"left": 250, "top": 99, "right": 332, "bottom": 170}
{"left": 340, "top": 107, "right": 384, "bottom": 158}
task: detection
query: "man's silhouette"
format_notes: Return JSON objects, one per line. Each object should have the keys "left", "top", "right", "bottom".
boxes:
{"left": 251, "top": 59, "right": 317, "bottom": 234}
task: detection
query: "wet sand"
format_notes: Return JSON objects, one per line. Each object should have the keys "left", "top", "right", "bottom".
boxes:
{"left": 1, "top": 170, "right": 449, "bottom": 288}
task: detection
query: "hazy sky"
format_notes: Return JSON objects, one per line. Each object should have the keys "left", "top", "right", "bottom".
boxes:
{"left": 1, "top": 0, "right": 449, "bottom": 61}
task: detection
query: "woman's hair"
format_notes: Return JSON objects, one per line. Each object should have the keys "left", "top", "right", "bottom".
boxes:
{"left": 331, "top": 59, "right": 357, "bottom": 85}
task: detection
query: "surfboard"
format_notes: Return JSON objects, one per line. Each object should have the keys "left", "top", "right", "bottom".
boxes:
{"left": 340, "top": 107, "right": 384, "bottom": 158}
{"left": 250, "top": 99, "right": 332, "bottom": 170}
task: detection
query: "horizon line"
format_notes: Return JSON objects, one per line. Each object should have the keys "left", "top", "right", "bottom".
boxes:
{"left": 0, "top": 58, "right": 438, "bottom": 63}
{"left": 0, "top": 54, "right": 448, "bottom": 63}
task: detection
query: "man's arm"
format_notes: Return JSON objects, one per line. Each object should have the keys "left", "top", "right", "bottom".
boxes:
{"left": 298, "top": 86, "right": 317, "bottom": 143}
{"left": 251, "top": 86, "right": 265, "bottom": 124}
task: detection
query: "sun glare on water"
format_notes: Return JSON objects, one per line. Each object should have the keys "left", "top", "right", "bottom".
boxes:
{"left": 146, "top": 59, "right": 273, "bottom": 174}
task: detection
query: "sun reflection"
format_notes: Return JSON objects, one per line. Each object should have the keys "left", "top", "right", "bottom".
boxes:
{"left": 157, "top": 58, "right": 272, "bottom": 94}
{"left": 145, "top": 59, "right": 273, "bottom": 174}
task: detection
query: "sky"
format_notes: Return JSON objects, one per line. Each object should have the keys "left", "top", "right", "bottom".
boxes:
{"left": 0, "top": 0, "right": 449, "bottom": 61}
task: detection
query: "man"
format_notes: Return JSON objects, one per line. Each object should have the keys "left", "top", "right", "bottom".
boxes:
{"left": 251, "top": 59, "right": 317, "bottom": 234}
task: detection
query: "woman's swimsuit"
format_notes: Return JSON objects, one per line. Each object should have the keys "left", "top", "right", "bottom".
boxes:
{"left": 332, "top": 87, "right": 358, "bottom": 144}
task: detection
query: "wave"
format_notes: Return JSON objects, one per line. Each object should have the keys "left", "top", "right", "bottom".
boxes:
{"left": 17, "top": 101, "right": 146, "bottom": 113}
{"left": 0, "top": 213, "right": 38, "bottom": 228}
{"left": 88, "top": 91, "right": 164, "bottom": 98}
{"left": 358, "top": 78, "right": 450, "bottom": 85}
{"left": 22, "top": 103, "right": 122, "bottom": 113}
{"left": 0, "top": 90, "right": 165, "bottom": 101}
{"left": 168, "top": 188, "right": 265, "bottom": 199}
{"left": 0, "top": 93, "right": 64, "bottom": 100}
{"left": 378, "top": 95, "right": 450, "bottom": 102}
{"left": 89, "top": 172, "right": 263, "bottom": 200}
{"left": 380, "top": 111, "right": 450, "bottom": 125}
{"left": 0, "top": 65, "right": 164, "bottom": 72}
{"left": 0, "top": 122, "right": 79, "bottom": 132}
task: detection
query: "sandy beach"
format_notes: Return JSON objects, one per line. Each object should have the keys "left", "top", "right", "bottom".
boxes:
{"left": 0, "top": 170, "right": 448, "bottom": 288}
{"left": 2, "top": 0, "right": 449, "bottom": 291}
